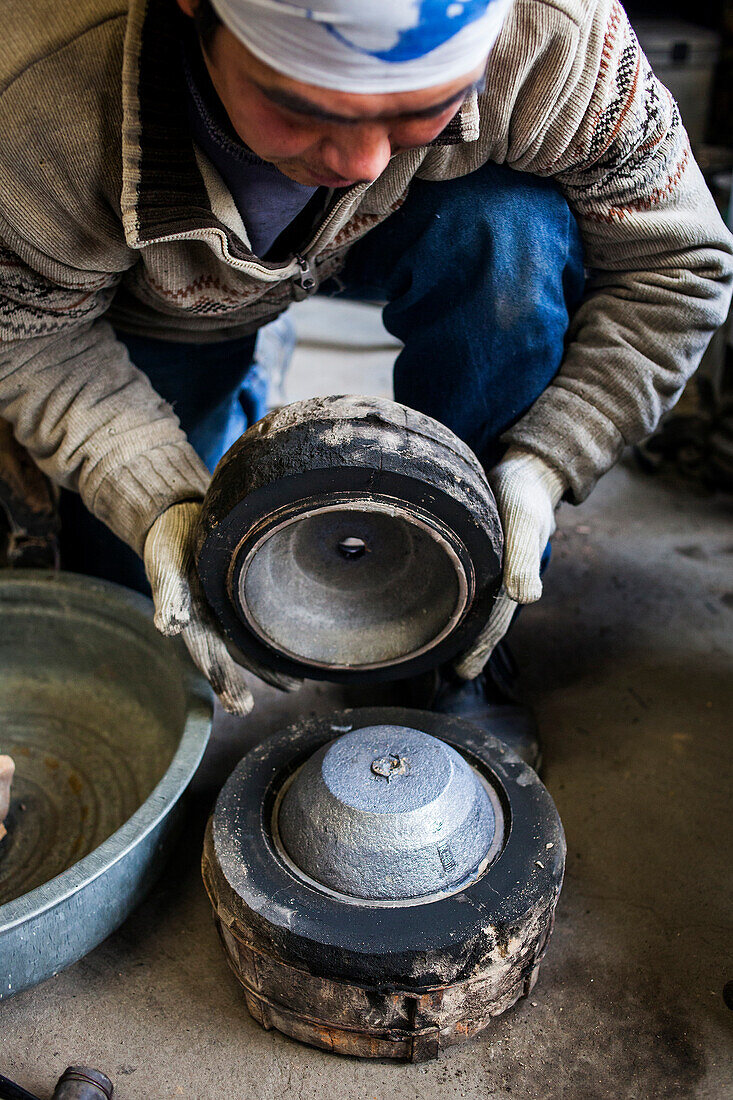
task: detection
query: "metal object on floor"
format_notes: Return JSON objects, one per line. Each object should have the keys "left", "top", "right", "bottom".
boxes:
{"left": 52, "top": 1067, "right": 113, "bottom": 1100}
{"left": 195, "top": 396, "right": 503, "bottom": 684}
{"left": 203, "top": 707, "right": 566, "bottom": 1062}
{"left": 0, "top": 1066, "right": 113, "bottom": 1100}
{"left": 0, "top": 572, "right": 213, "bottom": 1000}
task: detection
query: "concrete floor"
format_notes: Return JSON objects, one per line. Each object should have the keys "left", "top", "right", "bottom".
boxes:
{"left": 2, "top": 305, "right": 733, "bottom": 1098}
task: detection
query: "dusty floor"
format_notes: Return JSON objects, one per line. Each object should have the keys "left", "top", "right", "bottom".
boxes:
{"left": 2, "top": 304, "right": 732, "bottom": 1099}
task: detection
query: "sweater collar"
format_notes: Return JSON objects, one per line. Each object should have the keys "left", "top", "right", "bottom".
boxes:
{"left": 121, "top": 0, "right": 480, "bottom": 250}
{"left": 121, "top": 0, "right": 219, "bottom": 249}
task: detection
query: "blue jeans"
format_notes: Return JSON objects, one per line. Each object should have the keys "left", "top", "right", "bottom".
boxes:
{"left": 60, "top": 161, "right": 584, "bottom": 593}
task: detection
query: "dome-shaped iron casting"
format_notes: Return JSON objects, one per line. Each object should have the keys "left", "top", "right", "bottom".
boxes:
{"left": 276, "top": 724, "right": 499, "bottom": 901}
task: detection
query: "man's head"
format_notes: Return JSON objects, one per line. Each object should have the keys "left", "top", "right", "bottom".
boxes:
{"left": 177, "top": 0, "right": 511, "bottom": 187}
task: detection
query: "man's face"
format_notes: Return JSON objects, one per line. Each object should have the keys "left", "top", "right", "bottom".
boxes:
{"left": 178, "top": 2, "right": 485, "bottom": 187}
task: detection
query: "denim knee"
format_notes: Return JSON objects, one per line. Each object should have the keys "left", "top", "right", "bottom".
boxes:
{"left": 347, "top": 164, "right": 586, "bottom": 461}
{"left": 341, "top": 160, "right": 584, "bottom": 315}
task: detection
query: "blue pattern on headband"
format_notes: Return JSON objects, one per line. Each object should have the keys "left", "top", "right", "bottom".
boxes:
{"left": 324, "top": 1, "right": 492, "bottom": 62}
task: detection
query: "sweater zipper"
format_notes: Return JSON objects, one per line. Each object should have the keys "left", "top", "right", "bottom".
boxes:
{"left": 294, "top": 253, "right": 316, "bottom": 294}
{"left": 138, "top": 182, "right": 370, "bottom": 283}
{"left": 298, "top": 182, "right": 370, "bottom": 259}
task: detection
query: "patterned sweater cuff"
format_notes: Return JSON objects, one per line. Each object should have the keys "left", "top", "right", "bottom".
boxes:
{"left": 502, "top": 387, "right": 626, "bottom": 504}
{"left": 88, "top": 442, "right": 211, "bottom": 556}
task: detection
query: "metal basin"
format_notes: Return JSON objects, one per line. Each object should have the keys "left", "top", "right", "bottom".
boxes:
{"left": 0, "top": 571, "right": 212, "bottom": 998}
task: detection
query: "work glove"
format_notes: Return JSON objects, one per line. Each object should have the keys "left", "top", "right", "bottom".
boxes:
{"left": 453, "top": 447, "right": 567, "bottom": 681}
{"left": 144, "top": 501, "right": 301, "bottom": 714}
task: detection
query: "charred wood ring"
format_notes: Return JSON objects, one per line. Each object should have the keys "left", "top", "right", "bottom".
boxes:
{"left": 195, "top": 397, "right": 503, "bottom": 683}
{"left": 202, "top": 707, "right": 566, "bottom": 1061}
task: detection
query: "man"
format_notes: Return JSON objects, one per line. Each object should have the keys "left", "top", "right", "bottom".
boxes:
{"left": 0, "top": 0, "right": 730, "bottom": 766}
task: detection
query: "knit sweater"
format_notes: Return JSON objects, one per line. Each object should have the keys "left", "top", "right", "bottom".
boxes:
{"left": 0, "top": 0, "right": 731, "bottom": 554}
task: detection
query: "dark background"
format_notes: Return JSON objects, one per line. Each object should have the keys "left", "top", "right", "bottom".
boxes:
{"left": 627, "top": 0, "right": 733, "bottom": 143}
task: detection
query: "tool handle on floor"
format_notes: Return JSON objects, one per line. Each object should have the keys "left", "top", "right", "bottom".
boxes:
{"left": 52, "top": 1068, "right": 113, "bottom": 1100}
{"left": 0, "top": 1074, "right": 43, "bottom": 1100}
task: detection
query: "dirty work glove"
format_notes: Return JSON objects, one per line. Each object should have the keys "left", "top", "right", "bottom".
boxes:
{"left": 453, "top": 448, "right": 567, "bottom": 681}
{"left": 144, "top": 501, "right": 301, "bottom": 714}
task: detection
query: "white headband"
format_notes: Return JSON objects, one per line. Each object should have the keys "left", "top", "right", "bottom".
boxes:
{"left": 209, "top": 0, "right": 513, "bottom": 93}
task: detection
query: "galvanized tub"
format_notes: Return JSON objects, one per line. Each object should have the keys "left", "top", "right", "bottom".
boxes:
{"left": 0, "top": 571, "right": 213, "bottom": 998}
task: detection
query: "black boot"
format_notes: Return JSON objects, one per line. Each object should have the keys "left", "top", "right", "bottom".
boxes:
{"left": 414, "top": 643, "right": 542, "bottom": 771}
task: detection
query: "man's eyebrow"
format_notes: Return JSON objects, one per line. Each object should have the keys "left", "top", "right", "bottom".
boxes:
{"left": 254, "top": 79, "right": 483, "bottom": 125}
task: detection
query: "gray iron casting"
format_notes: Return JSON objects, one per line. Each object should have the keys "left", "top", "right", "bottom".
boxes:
{"left": 196, "top": 396, "right": 503, "bottom": 683}
{"left": 203, "top": 707, "right": 567, "bottom": 1061}
{"left": 0, "top": 572, "right": 213, "bottom": 999}
{"left": 276, "top": 725, "right": 501, "bottom": 901}
{"left": 237, "top": 500, "right": 469, "bottom": 669}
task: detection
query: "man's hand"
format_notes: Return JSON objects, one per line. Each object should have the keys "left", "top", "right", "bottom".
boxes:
{"left": 454, "top": 448, "right": 567, "bottom": 681}
{"left": 144, "top": 501, "right": 301, "bottom": 714}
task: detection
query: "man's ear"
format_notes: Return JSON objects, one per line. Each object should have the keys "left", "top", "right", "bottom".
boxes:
{"left": 176, "top": 0, "right": 198, "bottom": 17}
